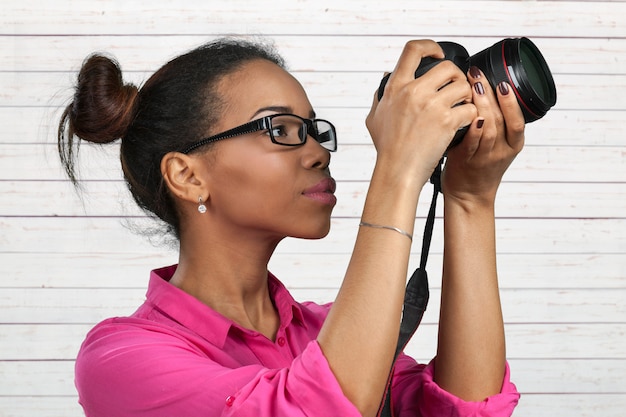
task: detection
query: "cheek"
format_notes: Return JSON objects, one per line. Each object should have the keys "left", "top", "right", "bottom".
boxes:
{"left": 210, "top": 154, "right": 296, "bottom": 216}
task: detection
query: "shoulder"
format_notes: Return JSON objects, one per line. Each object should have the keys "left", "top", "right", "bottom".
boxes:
{"left": 75, "top": 316, "right": 229, "bottom": 415}
{"left": 76, "top": 316, "right": 203, "bottom": 378}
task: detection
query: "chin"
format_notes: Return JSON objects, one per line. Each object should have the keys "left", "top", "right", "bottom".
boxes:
{"left": 294, "top": 223, "right": 332, "bottom": 240}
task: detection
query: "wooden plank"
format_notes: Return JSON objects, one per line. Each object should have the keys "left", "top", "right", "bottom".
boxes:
{"left": 1, "top": 180, "right": 625, "bottom": 219}
{"left": 2, "top": 106, "right": 624, "bottom": 147}
{"left": 405, "top": 324, "right": 626, "bottom": 361}
{"left": 0, "top": 361, "right": 76, "bottom": 396}
{"left": 1, "top": 252, "right": 624, "bottom": 290}
{"left": 2, "top": 287, "right": 624, "bottom": 324}
{"left": 2, "top": 1, "right": 624, "bottom": 37}
{"left": 514, "top": 394, "right": 626, "bottom": 417}
{"left": 1, "top": 358, "right": 624, "bottom": 397}
{"left": 2, "top": 71, "right": 625, "bottom": 111}
{"left": 2, "top": 323, "right": 624, "bottom": 361}
{"left": 2, "top": 35, "right": 624, "bottom": 75}
{"left": 1, "top": 217, "right": 624, "bottom": 254}
{"left": 508, "top": 359, "right": 626, "bottom": 394}
{"left": 0, "top": 287, "right": 148, "bottom": 324}
{"left": 1, "top": 394, "right": 625, "bottom": 417}
{"left": 0, "top": 397, "right": 83, "bottom": 417}
{"left": 1, "top": 143, "right": 625, "bottom": 183}
{"left": 0, "top": 324, "right": 91, "bottom": 360}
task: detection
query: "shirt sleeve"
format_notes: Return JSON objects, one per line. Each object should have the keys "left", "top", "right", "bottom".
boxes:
{"left": 389, "top": 354, "right": 520, "bottom": 417}
{"left": 75, "top": 321, "right": 361, "bottom": 417}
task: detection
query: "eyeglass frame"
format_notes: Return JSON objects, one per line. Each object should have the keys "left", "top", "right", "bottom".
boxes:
{"left": 179, "top": 113, "right": 337, "bottom": 154}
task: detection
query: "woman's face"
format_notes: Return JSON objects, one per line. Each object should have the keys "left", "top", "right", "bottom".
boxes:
{"left": 195, "top": 59, "right": 336, "bottom": 241}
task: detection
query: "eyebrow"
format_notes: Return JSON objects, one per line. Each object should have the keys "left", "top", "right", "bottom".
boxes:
{"left": 251, "top": 106, "right": 316, "bottom": 119}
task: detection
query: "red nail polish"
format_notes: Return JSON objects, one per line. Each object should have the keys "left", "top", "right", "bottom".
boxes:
{"left": 498, "top": 82, "right": 510, "bottom": 95}
{"left": 476, "top": 119, "right": 485, "bottom": 129}
{"left": 474, "top": 82, "right": 485, "bottom": 95}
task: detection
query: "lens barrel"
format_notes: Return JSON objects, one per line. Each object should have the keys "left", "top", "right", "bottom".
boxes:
{"left": 469, "top": 37, "right": 557, "bottom": 122}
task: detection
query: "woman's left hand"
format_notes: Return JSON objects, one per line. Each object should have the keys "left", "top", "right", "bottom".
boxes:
{"left": 441, "top": 67, "right": 525, "bottom": 207}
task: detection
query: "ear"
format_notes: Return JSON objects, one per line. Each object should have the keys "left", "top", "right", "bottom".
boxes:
{"left": 160, "top": 152, "right": 208, "bottom": 205}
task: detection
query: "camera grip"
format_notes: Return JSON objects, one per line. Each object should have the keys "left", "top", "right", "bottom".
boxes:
{"left": 377, "top": 42, "right": 470, "bottom": 101}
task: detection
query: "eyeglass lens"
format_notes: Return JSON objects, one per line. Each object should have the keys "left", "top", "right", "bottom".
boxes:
{"left": 312, "top": 120, "right": 335, "bottom": 151}
{"left": 269, "top": 115, "right": 335, "bottom": 151}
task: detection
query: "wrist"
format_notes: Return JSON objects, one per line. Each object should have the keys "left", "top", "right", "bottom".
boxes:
{"left": 443, "top": 191, "right": 496, "bottom": 215}
{"left": 372, "top": 153, "right": 433, "bottom": 191}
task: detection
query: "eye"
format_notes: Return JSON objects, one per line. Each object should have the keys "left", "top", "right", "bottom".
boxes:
{"left": 269, "top": 124, "right": 288, "bottom": 137}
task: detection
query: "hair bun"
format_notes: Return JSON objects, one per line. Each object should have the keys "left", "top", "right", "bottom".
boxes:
{"left": 67, "top": 54, "right": 138, "bottom": 144}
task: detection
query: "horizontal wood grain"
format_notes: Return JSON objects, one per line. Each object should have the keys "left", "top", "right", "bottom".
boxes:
{"left": 1, "top": 216, "right": 623, "bottom": 254}
{"left": 2, "top": 71, "right": 624, "bottom": 112}
{"left": 2, "top": 0, "right": 624, "bottom": 37}
{"left": 1, "top": 180, "right": 625, "bottom": 219}
{"left": 515, "top": 394, "right": 626, "bottom": 417}
{"left": 1, "top": 252, "right": 624, "bottom": 289}
{"left": 1, "top": 358, "right": 623, "bottom": 397}
{"left": 2, "top": 143, "right": 625, "bottom": 183}
{"left": 2, "top": 35, "right": 624, "bottom": 75}
{"left": 2, "top": 323, "right": 624, "bottom": 361}
{"left": 3, "top": 106, "right": 626, "bottom": 147}
{"left": 1, "top": 394, "right": 625, "bottom": 417}
{"left": 1, "top": 287, "right": 624, "bottom": 325}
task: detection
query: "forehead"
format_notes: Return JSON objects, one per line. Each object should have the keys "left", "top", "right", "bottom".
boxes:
{"left": 217, "top": 59, "right": 313, "bottom": 122}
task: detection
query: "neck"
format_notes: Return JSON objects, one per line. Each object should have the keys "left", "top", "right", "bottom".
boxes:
{"left": 170, "top": 226, "right": 282, "bottom": 340}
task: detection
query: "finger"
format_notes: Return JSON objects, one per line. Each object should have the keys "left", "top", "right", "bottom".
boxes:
{"left": 496, "top": 81, "right": 525, "bottom": 152}
{"left": 366, "top": 87, "right": 381, "bottom": 132}
{"left": 391, "top": 40, "right": 443, "bottom": 82}
{"left": 453, "top": 117, "right": 485, "bottom": 159}
{"left": 422, "top": 60, "right": 471, "bottom": 96}
{"left": 374, "top": 71, "right": 391, "bottom": 102}
{"left": 467, "top": 66, "right": 499, "bottom": 113}
{"left": 466, "top": 66, "right": 500, "bottom": 150}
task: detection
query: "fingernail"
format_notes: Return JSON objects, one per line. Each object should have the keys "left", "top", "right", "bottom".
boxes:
{"left": 469, "top": 66, "right": 481, "bottom": 79}
{"left": 476, "top": 118, "right": 485, "bottom": 129}
{"left": 474, "top": 82, "right": 485, "bottom": 95}
{"left": 498, "top": 82, "right": 510, "bottom": 95}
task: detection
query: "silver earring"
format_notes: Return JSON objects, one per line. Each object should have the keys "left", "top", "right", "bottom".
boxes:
{"left": 197, "top": 196, "right": 207, "bottom": 214}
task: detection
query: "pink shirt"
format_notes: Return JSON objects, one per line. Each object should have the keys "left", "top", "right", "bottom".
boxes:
{"left": 75, "top": 265, "right": 520, "bottom": 416}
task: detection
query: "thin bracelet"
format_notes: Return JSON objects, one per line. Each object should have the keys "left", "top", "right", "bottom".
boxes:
{"left": 359, "top": 221, "right": 413, "bottom": 242}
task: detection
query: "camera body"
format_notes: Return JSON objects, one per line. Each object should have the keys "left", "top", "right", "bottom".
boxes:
{"left": 377, "top": 37, "right": 557, "bottom": 147}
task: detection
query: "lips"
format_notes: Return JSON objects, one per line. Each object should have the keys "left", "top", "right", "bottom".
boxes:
{"left": 302, "top": 177, "right": 337, "bottom": 206}
{"left": 303, "top": 177, "right": 336, "bottom": 195}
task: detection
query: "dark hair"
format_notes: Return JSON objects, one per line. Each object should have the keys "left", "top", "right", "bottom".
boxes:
{"left": 58, "top": 37, "right": 286, "bottom": 239}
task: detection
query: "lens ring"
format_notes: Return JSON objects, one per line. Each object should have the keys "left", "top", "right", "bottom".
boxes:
{"left": 507, "top": 38, "right": 557, "bottom": 118}
{"left": 517, "top": 38, "right": 557, "bottom": 106}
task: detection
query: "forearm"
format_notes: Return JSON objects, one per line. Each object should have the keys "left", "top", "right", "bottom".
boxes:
{"left": 434, "top": 196, "right": 506, "bottom": 401}
{"left": 318, "top": 159, "right": 426, "bottom": 417}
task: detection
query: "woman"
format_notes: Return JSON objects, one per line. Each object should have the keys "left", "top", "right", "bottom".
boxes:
{"left": 58, "top": 37, "right": 523, "bottom": 416}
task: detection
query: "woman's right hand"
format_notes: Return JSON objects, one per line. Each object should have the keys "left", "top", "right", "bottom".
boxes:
{"left": 366, "top": 40, "right": 477, "bottom": 186}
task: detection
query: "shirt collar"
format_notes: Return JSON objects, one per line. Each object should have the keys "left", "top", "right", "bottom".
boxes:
{"left": 145, "top": 264, "right": 306, "bottom": 348}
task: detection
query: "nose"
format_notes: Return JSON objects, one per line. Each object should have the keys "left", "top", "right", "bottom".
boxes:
{"left": 303, "top": 134, "right": 331, "bottom": 170}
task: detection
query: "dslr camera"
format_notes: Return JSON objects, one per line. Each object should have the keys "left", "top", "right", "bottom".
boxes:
{"left": 377, "top": 37, "right": 557, "bottom": 146}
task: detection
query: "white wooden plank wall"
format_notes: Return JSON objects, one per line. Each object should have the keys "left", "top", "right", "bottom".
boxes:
{"left": 1, "top": 1, "right": 625, "bottom": 416}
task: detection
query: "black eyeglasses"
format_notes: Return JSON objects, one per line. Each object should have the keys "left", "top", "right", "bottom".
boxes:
{"left": 180, "top": 113, "right": 337, "bottom": 154}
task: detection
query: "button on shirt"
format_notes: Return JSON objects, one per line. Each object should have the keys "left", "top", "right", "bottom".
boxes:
{"left": 75, "top": 265, "right": 520, "bottom": 416}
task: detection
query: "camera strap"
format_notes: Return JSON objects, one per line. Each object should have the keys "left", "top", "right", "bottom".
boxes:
{"left": 377, "top": 158, "right": 442, "bottom": 417}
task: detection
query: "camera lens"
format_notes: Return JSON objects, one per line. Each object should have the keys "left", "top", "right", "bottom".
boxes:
{"left": 519, "top": 41, "right": 554, "bottom": 106}
{"left": 469, "top": 37, "right": 557, "bottom": 122}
